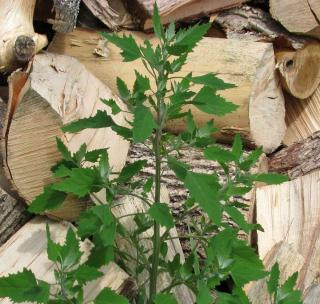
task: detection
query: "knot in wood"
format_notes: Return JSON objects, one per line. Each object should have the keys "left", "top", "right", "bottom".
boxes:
{"left": 14, "top": 36, "right": 36, "bottom": 62}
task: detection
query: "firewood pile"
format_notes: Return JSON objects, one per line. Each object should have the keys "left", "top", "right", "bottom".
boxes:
{"left": 0, "top": 0, "right": 320, "bottom": 302}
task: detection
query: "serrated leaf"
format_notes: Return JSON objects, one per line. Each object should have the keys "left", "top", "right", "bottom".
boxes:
{"left": 117, "top": 160, "right": 147, "bottom": 183}
{"left": 101, "top": 32, "right": 141, "bottom": 62}
{"left": 192, "top": 73, "right": 235, "bottom": 91}
{"left": 56, "top": 137, "right": 73, "bottom": 161}
{"left": 239, "top": 147, "right": 263, "bottom": 171}
{"left": 70, "top": 264, "right": 103, "bottom": 285}
{"left": 184, "top": 172, "right": 222, "bottom": 224}
{"left": 170, "top": 54, "right": 187, "bottom": 73}
{"left": 101, "top": 98, "right": 121, "bottom": 115}
{"left": 28, "top": 186, "right": 67, "bottom": 213}
{"left": 46, "top": 224, "right": 62, "bottom": 262}
{"left": 152, "top": 2, "right": 164, "bottom": 39}
{"left": 193, "top": 86, "right": 238, "bottom": 116}
{"left": 87, "top": 245, "right": 114, "bottom": 268}
{"left": 167, "top": 156, "right": 189, "bottom": 181}
{"left": 132, "top": 105, "right": 157, "bottom": 143}
{"left": 224, "top": 206, "right": 255, "bottom": 233}
{"left": 85, "top": 149, "right": 106, "bottom": 162}
{"left": 60, "top": 228, "right": 82, "bottom": 268}
{"left": 196, "top": 282, "right": 212, "bottom": 304}
{"left": 52, "top": 168, "right": 103, "bottom": 197}
{"left": 0, "top": 268, "right": 50, "bottom": 303}
{"left": 62, "top": 110, "right": 113, "bottom": 133}
{"left": 268, "top": 263, "right": 280, "bottom": 295}
{"left": 148, "top": 203, "right": 174, "bottom": 228}
{"left": 117, "top": 77, "right": 130, "bottom": 101}
{"left": 133, "top": 71, "right": 150, "bottom": 95}
{"left": 94, "top": 288, "right": 128, "bottom": 304}
{"left": 168, "top": 23, "right": 211, "bottom": 55}
{"left": 204, "top": 145, "right": 235, "bottom": 163}
{"left": 251, "top": 173, "right": 289, "bottom": 185}
{"left": 154, "top": 293, "right": 178, "bottom": 304}
{"left": 165, "top": 22, "right": 175, "bottom": 41}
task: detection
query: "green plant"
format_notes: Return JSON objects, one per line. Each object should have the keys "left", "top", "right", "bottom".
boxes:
{"left": 0, "top": 4, "right": 302, "bottom": 304}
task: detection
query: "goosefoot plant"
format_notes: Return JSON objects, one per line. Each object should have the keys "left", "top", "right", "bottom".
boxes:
{"left": 0, "top": 4, "right": 303, "bottom": 304}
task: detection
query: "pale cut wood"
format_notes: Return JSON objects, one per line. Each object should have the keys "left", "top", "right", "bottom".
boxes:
{"left": 270, "top": 0, "right": 320, "bottom": 39}
{"left": 256, "top": 170, "right": 320, "bottom": 260}
{"left": 0, "top": 217, "right": 133, "bottom": 303}
{"left": 269, "top": 131, "right": 320, "bottom": 179}
{"left": 106, "top": 187, "right": 195, "bottom": 303}
{"left": 0, "top": 0, "right": 47, "bottom": 73}
{"left": 49, "top": 28, "right": 286, "bottom": 153}
{"left": 3, "top": 53, "right": 130, "bottom": 221}
{"left": 125, "top": 0, "right": 246, "bottom": 30}
{"left": 82, "top": 0, "right": 134, "bottom": 30}
{"left": 283, "top": 87, "right": 320, "bottom": 146}
{"left": 275, "top": 44, "right": 320, "bottom": 99}
{"left": 247, "top": 242, "right": 305, "bottom": 303}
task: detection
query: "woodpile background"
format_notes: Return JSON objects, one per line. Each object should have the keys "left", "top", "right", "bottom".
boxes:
{"left": 0, "top": 0, "right": 320, "bottom": 302}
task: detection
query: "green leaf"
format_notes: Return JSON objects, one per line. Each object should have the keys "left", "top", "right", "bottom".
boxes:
{"left": 184, "top": 172, "right": 222, "bottom": 224}
{"left": 165, "top": 22, "right": 175, "bottom": 41}
{"left": 148, "top": 203, "right": 174, "bottom": 228}
{"left": 56, "top": 137, "right": 73, "bottom": 161}
{"left": 154, "top": 293, "right": 178, "bottom": 304}
{"left": 0, "top": 268, "right": 50, "bottom": 303}
{"left": 268, "top": 263, "right": 280, "bottom": 295}
{"left": 62, "top": 110, "right": 113, "bottom": 133}
{"left": 232, "top": 134, "right": 243, "bottom": 161}
{"left": 167, "top": 156, "right": 189, "bottom": 181}
{"left": 204, "top": 145, "right": 235, "bottom": 163}
{"left": 28, "top": 186, "right": 67, "bottom": 213}
{"left": 196, "top": 282, "right": 212, "bottom": 304}
{"left": 132, "top": 105, "right": 157, "bottom": 143}
{"left": 101, "top": 32, "right": 141, "bottom": 62}
{"left": 70, "top": 264, "right": 103, "bottom": 284}
{"left": 170, "top": 54, "right": 187, "bottom": 73}
{"left": 117, "top": 160, "right": 147, "bottom": 183}
{"left": 60, "top": 228, "right": 82, "bottom": 268}
{"left": 276, "top": 272, "right": 302, "bottom": 304}
{"left": 85, "top": 149, "right": 106, "bottom": 162}
{"left": 52, "top": 168, "right": 102, "bottom": 197}
{"left": 101, "top": 99, "right": 121, "bottom": 115}
{"left": 87, "top": 245, "right": 114, "bottom": 268}
{"left": 192, "top": 73, "right": 235, "bottom": 91}
{"left": 94, "top": 288, "right": 128, "bottom": 304}
{"left": 251, "top": 173, "right": 289, "bottom": 185}
{"left": 117, "top": 77, "right": 130, "bottom": 101}
{"left": 168, "top": 23, "right": 211, "bottom": 55}
{"left": 46, "top": 224, "right": 62, "bottom": 262}
{"left": 152, "top": 2, "right": 164, "bottom": 39}
{"left": 133, "top": 71, "right": 150, "bottom": 94}
{"left": 193, "top": 86, "right": 238, "bottom": 116}
{"left": 224, "top": 206, "right": 255, "bottom": 233}
{"left": 239, "top": 147, "right": 263, "bottom": 171}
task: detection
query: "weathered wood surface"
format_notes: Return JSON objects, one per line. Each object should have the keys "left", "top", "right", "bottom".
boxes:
{"left": 4, "top": 53, "right": 130, "bottom": 221}
{"left": 125, "top": 0, "right": 246, "bottom": 30}
{"left": 270, "top": 0, "right": 320, "bottom": 39}
{"left": 82, "top": 0, "right": 134, "bottom": 30}
{"left": 283, "top": 87, "right": 320, "bottom": 146}
{"left": 49, "top": 28, "right": 286, "bottom": 153}
{"left": 0, "top": 217, "right": 134, "bottom": 304}
{"left": 269, "top": 130, "right": 320, "bottom": 179}
{"left": 0, "top": 0, "right": 47, "bottom": 74}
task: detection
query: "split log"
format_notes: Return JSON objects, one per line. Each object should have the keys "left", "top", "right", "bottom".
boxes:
{"left": 49, "top": 28, "right": 286, "bottom": 153}
{"left": 3, "top": 53, "right": 130, "bottom": 221}
{"left": 282, "top": 87, "right": 320, "bottom": 146}
{"left": 123, "top": 0, "right": 246, "bottom": 31}
{"left": 269, "top": 130, "right": 320, "bottom": 179}
{"left": 0, "top": 0, "right": 47, "bottom": 74}
{"left": 0, "top": 217, "right": 135, "bottom": 303}
{"left": 82, "top": 0, "right": 134, "bottom": 30}
{"left": 270, "top": 0, "right": 320, "bottom": 39}
{"left": 275, "top": 44, "right": 320, "bottom": 99}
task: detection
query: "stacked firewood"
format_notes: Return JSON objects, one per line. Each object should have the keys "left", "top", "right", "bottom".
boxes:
{"left": 0, "top": 0, "right": 320, "bottom": 302}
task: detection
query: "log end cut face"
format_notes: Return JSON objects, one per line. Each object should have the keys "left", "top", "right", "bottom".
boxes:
{"left": 5, "top": 53, "right": 130, "bottom": 221}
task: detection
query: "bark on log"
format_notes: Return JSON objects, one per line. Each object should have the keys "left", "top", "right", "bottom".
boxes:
{"left": 124, "top": 0, "right": 246, "bottom": 31}
{"left": 49, "top": 28, "right": 286, "bottom": 153}
{"left": 0, "top": 0, "right": 47, "bottom": 74}
{"left": 213, "top": 5, "right": 310, "bottom": 49}
{"left": 282, "top": 88, "right": 320, "bottom": 146}
{"left": 82, "top": 0, "right": 134, "bottom": 30}
{"left": 270, "top": 0, "right": 320, "bottom": 39}
{"left": 268, "top": 130, "right": 320, "bottom": 179}
{"left": 3, "top": 53, "right": 130, "bottom": 221}
{"left": 275, "top": 44, "right": 320, "bottom": 99}
{"left": 0, "top": 217, "right": 135, "bottom": 303}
